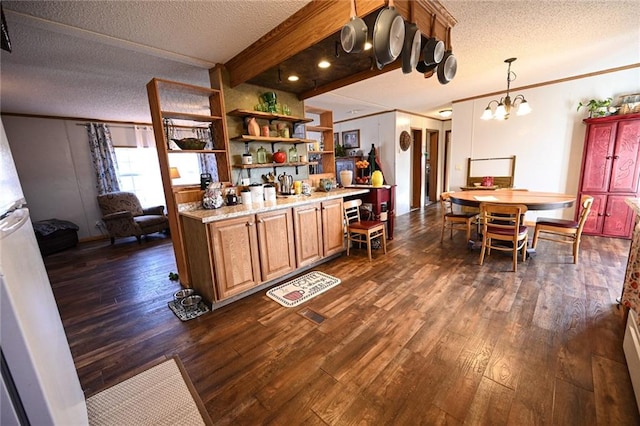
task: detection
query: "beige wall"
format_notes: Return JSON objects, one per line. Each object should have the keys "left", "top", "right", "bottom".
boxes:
{"left": 451, "top": 66, "right": 640, "bottom": 222}
{"left": 2, "top": 116, "right": 155, "bottom": 240}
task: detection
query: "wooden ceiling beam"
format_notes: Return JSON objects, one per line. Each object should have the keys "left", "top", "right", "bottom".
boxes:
{"left": 223, "top": 0, "right": 457, "bottom": 90}
{"left": 224, "top": 0, "right": 386, "bottom": 88}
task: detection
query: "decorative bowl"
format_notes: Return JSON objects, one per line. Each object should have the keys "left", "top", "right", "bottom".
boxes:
{"left": 180, "top": 295, "right": 202, "bottom": 311}
{"left": 473, "top": 182, "right": 481, "bottom": 187}
{"left": 174, "top": 288, "right": 194, "bottom": 301}
{"left": 172, "top": 138, "right": 207, "bottom": 150}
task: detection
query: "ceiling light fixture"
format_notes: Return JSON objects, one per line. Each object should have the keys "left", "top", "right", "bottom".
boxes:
{"left": 438, "top": 109, "right": 452, "bottom": 118}
{"left": 481, "top": 58, "right": 531, "bottom": 120}
{"left": 318, "top": 60, "right": 331, "bottom": 69}
{"left": 364, "top": 41, "right": 372, "bottom": 51}
{"left": 287, "top": 75, "right": 299, "bottom": 82}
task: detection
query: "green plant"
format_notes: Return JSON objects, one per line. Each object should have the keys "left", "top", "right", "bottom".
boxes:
{"left": 335, "top": 143, "right": 346, "bottom": 157}
{"left": 577, "top": 98, "right": 612, "bottom": 117}
{"left": 168, "top": 272, "right": 179, "bottom": 281}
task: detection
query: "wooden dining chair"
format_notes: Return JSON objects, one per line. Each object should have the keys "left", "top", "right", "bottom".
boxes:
{"left": 531, "top": 195, "right": 594, "bottom": 264}
{"left": 440, "top": 191, "right": 479, "bottom": 242}
{"left": 479, "top": 203, "right": 529, "bottom": 272}
{"left": 343, "top": 199, "right": 387, "bottom": 261}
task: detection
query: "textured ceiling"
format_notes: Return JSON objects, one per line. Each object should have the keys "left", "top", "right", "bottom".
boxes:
{"left": 0, "top": 1, "right": 638, "bottom": 123}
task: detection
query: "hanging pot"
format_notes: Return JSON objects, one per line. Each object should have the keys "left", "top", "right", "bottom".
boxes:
{"left": 373, "top": 0, "right": 405, "bottom": 69}
{"left": 437, "top": 28, "right": 457, "bottom": 85}
{"left": 421, "top": 14, "right": 445, "bottom": 67}
{"left": 341, "top": 0, "right": 368, "bottom": 54}
{"left": 401, "top": 0, "right": 420, "bottom": 74}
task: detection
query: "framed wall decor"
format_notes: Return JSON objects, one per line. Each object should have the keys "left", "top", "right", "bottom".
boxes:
{"left": 342, "top": 129, "right": 360, "bottom": 149}
{"left": 333, "top": 132, "right": 339, "bottom": 148}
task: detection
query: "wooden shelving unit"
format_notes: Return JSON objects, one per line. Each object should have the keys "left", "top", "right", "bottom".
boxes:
{"left": 147, "top": 72, "right": 232, "bottom": 286}
{"left": 304, "top": 106, "right": 335, "bottom": 183}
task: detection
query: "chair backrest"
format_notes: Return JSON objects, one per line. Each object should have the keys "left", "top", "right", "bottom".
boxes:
{"left": 343, "top": 199, "right": 363, "bottom": 225}
{"left": 480, "top": 203, "right": 528, "bottom": 235}
{"left": 97, "top": 192, "right": 144, "bottom": 216}
{"left": 440, "top": 191, "right": 455, "bottom": 216}
{"left": 576, "top": 195, "right": 594, "bottom": 234}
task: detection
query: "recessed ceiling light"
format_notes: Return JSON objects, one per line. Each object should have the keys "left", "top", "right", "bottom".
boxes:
{"left": 438, "top": 109, "right": 453, "bottom": 118}
{"left": 318, "top": 60, "right": 331, "bottom": 69}
{"left": 364, "top": 41, "right": 372, "bottom": 50}
{"left": 287, "top": 75, "right": 299, "bottom": 82}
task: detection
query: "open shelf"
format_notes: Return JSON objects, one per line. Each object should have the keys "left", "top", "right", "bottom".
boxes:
{"left": 227, "top": 109, "right": 313, "bottom": 124}
{"left": 230, "top": 135, "right": 314, "bottom": 144}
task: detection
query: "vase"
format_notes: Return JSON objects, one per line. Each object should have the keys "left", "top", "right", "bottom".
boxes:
{"left": 371, "top": 170, "right": 383, "bottom": 187}
{"left": 340, "top": 170, "right": 353, "bottom": 186}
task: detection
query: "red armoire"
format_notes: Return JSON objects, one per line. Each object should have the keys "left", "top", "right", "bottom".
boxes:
{"left": 578, "top": 113, "right": 640, "bottom": 239}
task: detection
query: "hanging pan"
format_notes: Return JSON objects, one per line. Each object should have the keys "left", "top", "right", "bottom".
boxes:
{"left": 437, "top": 27, "right": 457, "bottom": 85}
{"left": 341, "top": 0, "right": 368, "bottom": 53}
{"left": 401, "top": 0, "right": 421, "bottom": 74}
{"left": 373, "top": 0, "right": 405, "bottom": 69}
{"left": 422, "top": 14, "right": 445, "bottom": 67}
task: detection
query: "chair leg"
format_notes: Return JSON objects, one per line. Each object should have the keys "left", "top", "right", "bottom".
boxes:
{"left": 367, "top": 232, "right": 373, "bottom": 261}
{"left": 136, "top": 235, "right": 142, "bottom": 244}
{"left": 441, "top": 223, "right": 445, "bottom": 242}
{"left": 466, "top": 221, "right": 471, "bottom": 241}
{"left": 381, "top": 228, "right": 387, "bottom": 254}
{"left": 512, "top": 246, "right": 517, "bottom": 272}
{"left": 532, "top": 228, "right": 539, "bottom": 249}
{"left": 346, "top": 234, "right": 351, "bottom": 257}
{"left": 573, "top": 238, "right": 579, "bottom": 264}
{"left": 479, "top": 237, "right": 487, "bottom": 265}
{"left": 110, "top": 237, "right": 115, "bottom": 245}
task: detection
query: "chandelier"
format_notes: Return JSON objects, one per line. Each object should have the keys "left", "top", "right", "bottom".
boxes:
{"left": 481, "top": 58, "right": 531, "bottom": 120}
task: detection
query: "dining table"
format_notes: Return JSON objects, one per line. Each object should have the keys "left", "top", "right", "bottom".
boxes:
{"left": 448, "top": 189, "right": 577, "bottom": 253}
{"left": 448, "top": 189, "right": 576, "bottom": 211}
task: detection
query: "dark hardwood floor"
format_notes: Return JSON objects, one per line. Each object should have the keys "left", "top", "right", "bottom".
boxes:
{"left": 44, "top": 205, "right": 640, "bottom": 425}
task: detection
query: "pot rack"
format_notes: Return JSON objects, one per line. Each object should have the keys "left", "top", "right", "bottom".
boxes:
{"left": 223, "top": 0, "right": 457, "bottom": 99}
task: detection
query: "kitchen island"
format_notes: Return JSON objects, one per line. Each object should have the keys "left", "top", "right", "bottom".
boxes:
{"left": 179, "top": 188, "right": 369, "bottom": 307}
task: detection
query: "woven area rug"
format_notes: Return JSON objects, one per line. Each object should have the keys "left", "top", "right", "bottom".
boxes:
{"left": 168, "top": 300, "right": 210, "bottom": 321}
{"left": 86, "top": 356, "right": 212, "bottom": 426}
{"left": 266, "top": 271, "right": 341, "bottom": 307}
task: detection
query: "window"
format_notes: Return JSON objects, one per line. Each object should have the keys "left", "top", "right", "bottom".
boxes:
{"left": 114, "top": 147, "right": 165, "bottom": 208}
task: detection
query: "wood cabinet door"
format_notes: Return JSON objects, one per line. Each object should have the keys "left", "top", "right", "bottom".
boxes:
{"left": 209, "top": 216, "right": 261, "bottom": 300}
{"left": 602, "top": 195, "right": 636, "bottom": 238}
{"left": 321, "top": 199, "right": 345, "bottom": 257}
{"left": 256, "top": 209, "right": 296, "bottom": 282}
{"left": 610, "top": 119, "right": 640, "bottom": 193}
{"left": 293, "top": 203, "right": 323, "bottom": 267}
{"left": 581, "top": 122, "right": 617, "bottom": 193}
{"left": 581, "top": 193, "right": 606, "bottom": 235}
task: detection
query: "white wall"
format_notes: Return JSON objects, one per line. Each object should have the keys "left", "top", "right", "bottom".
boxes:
{"left": 2, "top": 116, "right": 155, "bottom": 239}
{"left": 335, "top": 112, "right": 446, "bottom": 216}
{"left": 451, "top": 67, "right": 640, "bottom": 221}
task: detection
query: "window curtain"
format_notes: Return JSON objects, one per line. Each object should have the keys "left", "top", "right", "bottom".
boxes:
{"left": 197, "top": 127, "right": 219, "bottom": 181}
{"left": 87, "top": 122, "right": 120, "bottom": 194}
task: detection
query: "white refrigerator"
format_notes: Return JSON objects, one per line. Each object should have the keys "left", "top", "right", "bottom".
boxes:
{"left": 0, "top": 119, "right": 88, "bottom": 424}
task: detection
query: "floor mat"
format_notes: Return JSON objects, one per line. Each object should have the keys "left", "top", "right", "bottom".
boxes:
{"left": 266, "top": 271, "right": 341, "bottom": 307}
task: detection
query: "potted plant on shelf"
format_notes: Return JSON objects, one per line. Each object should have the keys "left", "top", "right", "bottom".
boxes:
{"left": 577, "top": 97, "right": 614, "bottom": 118}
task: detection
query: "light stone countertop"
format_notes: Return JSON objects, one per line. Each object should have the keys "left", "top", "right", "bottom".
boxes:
{"left": 626, "top": 198, "right": 640, "bottom": 216}
{"left": 179, "top": 188, "right": 370, "bottom": 224}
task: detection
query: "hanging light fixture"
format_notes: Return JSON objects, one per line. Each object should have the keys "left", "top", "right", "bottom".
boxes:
{"left": 481, "top": 58, "right": 531, "bottom": 120}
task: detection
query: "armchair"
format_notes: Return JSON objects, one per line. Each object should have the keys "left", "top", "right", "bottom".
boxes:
{"left": 96, "top": 192, "right": 169, "bottom": 244}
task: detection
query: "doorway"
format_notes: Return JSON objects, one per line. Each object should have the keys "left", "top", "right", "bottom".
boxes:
{"left": 410, "top": 128, "right": 439, "bottom": 209}
{"left": 410, "top": 128, "right": 423, "bottom": 209}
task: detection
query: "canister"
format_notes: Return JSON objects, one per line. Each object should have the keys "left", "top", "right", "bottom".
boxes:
{"left": 240, "top": 189, "right": 252, "bottom": 205}
{"left": 242, "top": 153, "right": 253, "bottom": 165}
{"left": 249, "top": 183, "right": 264, "bottom": 202}
{"left": 264, "top": 185, "right": 276, "bottom": 201}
